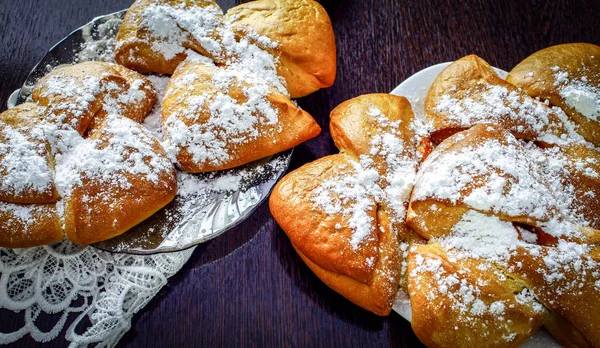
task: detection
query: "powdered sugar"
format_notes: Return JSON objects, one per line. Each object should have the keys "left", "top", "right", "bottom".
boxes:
{"left": 138, "top": 2, "right": 223, "bottom": 60}
{"left": 76, "top": 17, "right": 122, "bottom": 64}
{"left": 434, "top": 83, "right": 584, "bottom": 145}
{"left": 142, "top": 75, "right": 170, "bottom": 140}
{"left": 552, "top": 66, "right": 600, "bottom": 122}
{"left": 312, "top": 161, "right": 380, "bottom": 250}
{"left": 441, "top": 211, "right": 523, "bottom": 261}
{"left": 37, "top": 71, "right": 105, "bottom": 129}
{"left": 412, "top": 127, "right": 593, "bottom": 239}
{"left": 54, "top": 115, "right": 172, "bottom": 198}
{"left": 163, "top": 57, "right": 284, "bottom": 167}
{"left": 311, "top": 105, "right": 421, "bottom": 250}
{"left": 0, "top": 124, "right": 54, "bottom": 198}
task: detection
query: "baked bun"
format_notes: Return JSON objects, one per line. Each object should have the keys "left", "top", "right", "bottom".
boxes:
{"left": 32, "top": 61, "right": 156, "bottom": 135}
{"left": 115, "top": 0, "right": 336, "bottom": 98}
{"left": 270, "top": 94, "right": 425, "bottom": 315}
{"left": 407, "top": 243, "right": 548, "bottom": 347}
{"left": 425, "top": 55, "right": 583, "bottom": 145}
{"left": 225, "top": 0, "right": 336, "bottom": 98}
{"left": 0, "top": 103, "right": 58, "bottom": 204}
{"left": 507, "top": 43, "right": 600, "bottom": 146}
{"left": 0, "top": 62, "right": 176, "bottom": 247}
{"left": 62, "top": 115, "right": 176, "bottom": 245}
{"left": 271, "top": 45, "right": 600, "bottom": 346}
{"left": 406, "top": 123, "right": 600, "bottom": 346}
{"left": 162, "top": 59, "right": 321, "bottom": 173}
{"left": 115, "top": 0, "right": 224, "bottom": 75}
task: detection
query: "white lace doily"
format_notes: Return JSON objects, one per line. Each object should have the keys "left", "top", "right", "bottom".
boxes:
{"left": 0, "top": 241, "right": 195, "bottom": 347}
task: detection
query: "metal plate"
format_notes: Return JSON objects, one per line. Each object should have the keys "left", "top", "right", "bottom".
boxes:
{"left": 11, "top": 10, "right": 293, "bottom": 255}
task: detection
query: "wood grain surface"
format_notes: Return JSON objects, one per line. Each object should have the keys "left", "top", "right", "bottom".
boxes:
{"left": 1, "top": 0, "right": 599, "bottom": 346}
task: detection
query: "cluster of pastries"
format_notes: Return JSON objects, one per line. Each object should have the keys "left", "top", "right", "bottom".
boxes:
{"left": 270, "top": 43, "right": 600, "bottom": 347}
{"left": 0, "top": 62, "right": 176, "bottom": 247}
{"left": 116, "top": 0, "right": 333, "bottom": 172}
{"left": 0, "top": 0, "right": 336, "bottom": 247}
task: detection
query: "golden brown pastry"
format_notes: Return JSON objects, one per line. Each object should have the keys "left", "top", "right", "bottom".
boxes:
{"left": 505, "top": 245, "right": 600, "bottom": 346}
{"left": 162, "top": 59, "right": 321, "bottom": 173}
{"left": 115, "top": 0, "right": 336, "bottom": 98}
{"left": 0, "top": 62, "right": 176, "bottom": 248}
{"left": 0, "top": 202, "right": 63, "bottom": 248}
{"left": 270, "top": 94, "right": 425, "bottom": 315}
{"left": 271, "top": 47, "right": 600, "bottom": 346}
{"left": 407, "top": 243, "right": 548, "bottom": 348}
{"left": 32, "top": 61, "right": 156, "bottom": 135}
{"left": 507, "top": 43, "right": 600, "bottom": 146}
{"left": 0, "top": 103, "right": 58, "bottom": 204}
{"left": 425, "top": 55, "right": 583, "bottom": 145}
{"left": 62, "top": 115, "right": 177, "bottom": 245}
{"left": 225, "top": 0, "right": 336, "bottom": 98}
{"left": 408, "top": 124, "right": 600, "bottom": 243}
{"left": 115, "top": 0, "right": 225, "bottom": 75}
{"left": 406, "top": 122, "right": 600, "bottom": 346}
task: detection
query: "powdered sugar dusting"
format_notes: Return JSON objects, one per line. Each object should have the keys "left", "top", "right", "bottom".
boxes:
{"left": 552, "top": 66, "right": 600, "bottom": 122}
{"left": 0, "top": 201, "right": 46, "bottom": 232}
{"left": 0, "top": 124, "right": 54, "bottom": 198}
{"left": 412, "top": 127, "right": 593, "bottom": 240}
{"left": 441, "top": 211, "right": 523, "bottom": 261}
{"left": 163, "top": 55, "right": 284, "bottom": 167}
{"left": 138, "top": 2, "right": 223, "bottom": 60}
{"left": 311, "top": 105, "right": 421, "bottom": 250}
{"left": 434, "top": 83, "right": 584, "bottom": 145}
{"left": 142, "top": 75, "right": 170, "bottom": 140}
{"left": 312, "top": 161, "right": 381, "bottom": 250}
{"left": 54, "top": 115, "right": 172, "bottom": 199}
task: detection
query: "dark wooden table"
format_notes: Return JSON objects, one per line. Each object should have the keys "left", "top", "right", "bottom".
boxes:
{"left": 1, "top": 0, "right": 599, "bottom": 346}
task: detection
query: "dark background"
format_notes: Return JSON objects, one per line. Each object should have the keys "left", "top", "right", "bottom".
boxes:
{"left": 1, "top": 0, "right": 599, "bottom": 346}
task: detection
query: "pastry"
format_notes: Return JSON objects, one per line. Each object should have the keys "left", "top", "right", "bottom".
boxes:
{"left": 32, "top": 61, "right": 156, "bottom": 135}
{"left": 0, "top": 62, "right": 176, "bottom": 247}
{"left": 115, "top": 0, "right": 336, "bottom": 98}
{"left": 425, "top": 54, "right": 583, "bottom": 145}
{"left": 0, "top": 103, "right": 57, "bottom": 204}
{"left": 162, "top": 58, "right": 321, "bottom": 173}
{"left": 115, "top": 0, "right": 333, "bottom": 173}
{"left": 270, "top": 94, "right": 425, "bottom": 315}
{"left": 225, "top": 0, "right": 336, "bottom": 98}
{"left": 407, "top": 243, "right": 548, "bottom": 347}
{"left": 271, "top": 44, "right": 600, "bottom": 347}
{"left": 115, "top": 0, "right": 225, "bottom": 75}
{"left": 507, "top": 43, "right": 600, "bottom": 146}
{"left": 407, "top": 49, "right": 600, "bottom": 345}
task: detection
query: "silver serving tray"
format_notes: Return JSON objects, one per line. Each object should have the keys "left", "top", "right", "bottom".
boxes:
{"left": 8, "top": 10, "right": 293, "bottom": 255}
